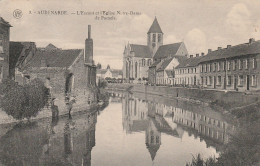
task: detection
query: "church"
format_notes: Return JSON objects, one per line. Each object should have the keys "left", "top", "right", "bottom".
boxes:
{"left": 123, "top": 17, "right": 188, "bottom": 84}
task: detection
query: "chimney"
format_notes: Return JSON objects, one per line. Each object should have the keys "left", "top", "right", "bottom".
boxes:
{"left": 249, "top": 38, "right": 255, "bottom": 44}
{"left": 85, "top": 25, "right": 93, "bottom": 64}
{"left": 227, "top": 45, "right": 231, "bottom": 49}
{"left": 218, "top": 47, "right": 222, "bottom": 50}
{"left": 201, "top": 52, "right": 205, "bottom": 56}
{"left": 196, "top": 54, "right": 199, "bottom": 57}
{"left": 190, "top": 55, "right": 193, "bottom": 58}
{"left": 88, "top": 25, "right": 91, "bottom": 39}
{"left": 208, "top": 49, "right": 212, "bottom": 53}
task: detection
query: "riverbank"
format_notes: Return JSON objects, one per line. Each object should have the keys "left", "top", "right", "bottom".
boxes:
{"left": 106, "top": 83, "right": 260, "bottom": 111}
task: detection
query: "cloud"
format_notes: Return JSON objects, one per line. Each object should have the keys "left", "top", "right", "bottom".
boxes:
{"left": 225, "top": 3, "right": 251, "bottom": 34}
{"left": 164, "top": 34, "right": 179, "bottom": 44}
{"left": 184, "top": 28, "right": 207, "bottom": 54}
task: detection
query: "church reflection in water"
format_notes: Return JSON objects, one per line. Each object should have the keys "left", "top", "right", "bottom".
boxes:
{"left": 121, "top": 92, "right": 232, "bottom": 161}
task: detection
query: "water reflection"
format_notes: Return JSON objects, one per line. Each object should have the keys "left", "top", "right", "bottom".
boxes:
{"left": 122, "top": 91, "right": 232, "bottom": 160}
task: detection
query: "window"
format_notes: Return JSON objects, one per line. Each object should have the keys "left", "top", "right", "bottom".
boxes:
{"left": 208, "top": 64, "right": 211, "bottom": 72}
{"left": 253, "top": 58, "right": 257, "bottom": 69}
{"left": 239, "top": 59, "right": 243, "bottom": 69}
{"left": 152, "top": 34, "right": 156, "bottom": 42}
{"left": 158, "top": 34, "right": 161, "bottom": 42}
{"left": 142, "top": 59, "right": 146, "bottom": 66}
{"left": 205, "top": 64, "right": 207, "bottom": 73}
{"left": 252, "top": 75, "right": 257, "bottom": 86}
{"left": 209, "top": 76, "right": 212, "bottom": 85}
{"left": 227, "top": 61, "right": 231, "bottom": 70}
{"left": 213, "top": 63, "right": 216, "bottom": 71}
{"left": 201, "top": 77, "right": 204, "bottom": 85}
{"left": 205, "top": 77, "right": 208, "bottom": 85}
{"left": 0, "top": 65, "right": 3, "bottom": 82}
{"left": 194, "top": 68, "right": 196, "bottom": 73}
{"left": 233, "top": 60, "right": 237, "bottom": 70}
{"left": 245, "top": 59, "right": 249, "bottom": 69}
{"left": 148, "top": 59, "right": 152, "bottom": 66}
{"left": 222, "top": 61, "right": 225, "bottom": 71}
{"left": 209, "top": 63, "right": 212, "bottom": 72}
{"left": 217, "top": 62, "right": 220, "bottom": 71}
{"left": 0, "top": 34, "right": 3, "bottom": 53}
{"left": 227, "top": 76, "right": 232, "bottom": 85}
{"left": 217, "top": 76, "right": 221, "bottom": 85}
{"left": 156, "top": 136, "right": 159, "bottom": 143}
{"left": 200, "top": 65, "right": 203, "bottom": 72}
{"left": 238, "top": 75, "right": 243, "bottom": 86}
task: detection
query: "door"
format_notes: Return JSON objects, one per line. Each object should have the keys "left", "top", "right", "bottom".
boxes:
{"left": 246, "top": 75, "right": 250, "bottom": 90}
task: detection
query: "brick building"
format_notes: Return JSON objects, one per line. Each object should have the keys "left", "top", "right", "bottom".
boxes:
{"left": 14, "top": 25, "right": 97, "bottom": 101}
{"left": 175, "top": 54, "right": 203, "bottom": 86}
{"left": 199, "top": 38, "right": 260, "bottom": 91}
{"left": 0, "top": 17, "right": 11, "bottom": 83}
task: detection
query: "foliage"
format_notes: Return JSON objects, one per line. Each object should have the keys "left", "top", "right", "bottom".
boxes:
{"left": 186, "top": 154, "right": 218, "bottom": 166}
{"left": 0, "top": 79, "right": 48, "bottom": 120}
{"left": 98, "top": 79, "right": 108, "bottom": 88}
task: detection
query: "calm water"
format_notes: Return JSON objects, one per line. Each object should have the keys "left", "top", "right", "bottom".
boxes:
{"left": 0, "top": 91, "right": 234, "bottom": 166}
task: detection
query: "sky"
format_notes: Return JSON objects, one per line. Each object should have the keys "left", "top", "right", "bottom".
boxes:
{"left": 1, "top": 0, "right": 260, "bottom": 69}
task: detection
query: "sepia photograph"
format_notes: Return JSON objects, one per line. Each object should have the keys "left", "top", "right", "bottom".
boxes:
{"left": 0, "top": 0, "right": 259, "bottom": 165}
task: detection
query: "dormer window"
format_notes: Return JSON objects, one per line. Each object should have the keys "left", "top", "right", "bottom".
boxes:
{"left": 0, "top": 34, "right": 4, "bottom": 53}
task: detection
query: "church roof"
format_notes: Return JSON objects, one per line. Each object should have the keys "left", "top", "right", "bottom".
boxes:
{"left": 130, "top": 44, "right": 152, "bottom": 58}
{"left": 26, "top": 48, "right": 83, "bottom": 68}
{"left": 147, "top": 17, "right": 163, "bottom": 34}
{"left": 153, "top": 42, "right": 183, "bottom": 60}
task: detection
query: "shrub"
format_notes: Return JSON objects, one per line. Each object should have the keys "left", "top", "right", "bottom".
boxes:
{"left": 0, "top": 79, "right": 48, "bottom": 120}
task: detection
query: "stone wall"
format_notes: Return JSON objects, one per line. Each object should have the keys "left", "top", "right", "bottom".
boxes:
{"left": 0, "top": 24, "right": 10, "bottom": 81}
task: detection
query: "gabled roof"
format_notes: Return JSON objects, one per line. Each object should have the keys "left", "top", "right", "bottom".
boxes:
{"left": 0, "top": 17, "right": 11, "bottom": 27}
{"left": 147, "top": 17, "right": 163, "bottom": 34}
{"left": 45, "top": 43, "right": 60, "bottom": 50}
{"left": 200, "top": 40, "right": 260, "bottom": 63}
{"left": 150, "top": 60, "right": 161, "bottom": 68}
{"left": 26, "top": 49, "right": 82, "bottom": 68}
{"left": 176, "top": 56, "right": 204, "bottom": 69}
{"left": 156, "top": 57, "right": 173, "bottom": 71}
{"left": 153, "top": 42, "right": 183, "bottom": 60}
{"left": 9, "top": 42, "right": 36, "bottom": 70}
{"left": 97, "top": 69, "right": 123, "bottom": 76}
{"left": 130, "top": 44, "right": 152, "bottom": 58}
{"left": 156, "top": 55, "right": 188, "bottom": 71}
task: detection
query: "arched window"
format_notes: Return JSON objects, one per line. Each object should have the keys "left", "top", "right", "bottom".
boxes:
{"left": 158, "top": 34, "right": 161, "bottom": 42}
{"left": 148, "top": 59, "right": 152, "bottom": 66}
{"left": 142, "top": 59, "right": 146, "bottom": 66}
{"left": 152, "top": 34, "right": 156, "bottom": 42}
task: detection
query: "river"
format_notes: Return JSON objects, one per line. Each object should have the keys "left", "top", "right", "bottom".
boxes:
{"left": 0, "top": 90, "right": 258, "bottom": 166}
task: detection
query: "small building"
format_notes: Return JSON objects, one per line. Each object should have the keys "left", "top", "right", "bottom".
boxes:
{"left": 175, "top": 54, "right": 203, "bottom": 86}
{"left": 199, "top": 38, "right": 260, "bottom": 91}
{"left": 14, "top": 25, "right": 97, "bottom": 101}
{"left": 0, "top": 17, "right": 11, "bottom": 83}
{"left": 96, "top": 66, "right": 123, "bottom": 83}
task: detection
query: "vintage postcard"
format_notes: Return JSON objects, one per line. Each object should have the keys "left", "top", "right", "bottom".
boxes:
{"left": 0, "top": 0, "right": 259, "bottom": 165}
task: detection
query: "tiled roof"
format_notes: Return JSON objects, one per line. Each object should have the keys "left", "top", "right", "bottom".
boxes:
{"left": 200, "top": 40, "right": 260, "bottom": 63}
{"left": 176, "top": 56, "right": 204, "bottom": 68}
{"left": 147, "top": 17, "right": 163, "bottom": 34}
{"left": 130, "top": 44, "right": 152, "bottom": 58}
{"left": 153, "top": 42, "right": 183, "bottom": 60}
{"left": 9, "top": 42, "right": 36, "bottom": 70}
{"left": 0, "top": 17, "right": 11, "bottom": 27}
{"left": 150, "top": 60, "right": 161, "bottom": 68}
{"left": 156, "top": 57, "right": 173, "bottom": 71}
{"left": 26, "top": 49, "right": 82, "bottom": 68}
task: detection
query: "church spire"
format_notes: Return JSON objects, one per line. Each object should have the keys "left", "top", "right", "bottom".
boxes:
{"left": 147, "top": 17, "right": 163, "bottom": 34}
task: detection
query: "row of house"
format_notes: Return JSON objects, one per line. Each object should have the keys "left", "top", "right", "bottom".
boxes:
{"left": 123, "top": 17, "right": 260, "bottom": 92}
{"left": 0, "top": 17, "right": 97, "bottom": 101}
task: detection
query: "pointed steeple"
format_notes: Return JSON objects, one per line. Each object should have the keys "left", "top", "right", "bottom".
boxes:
{"left": 147, "top": 17, "right": 163, "bottom": 34}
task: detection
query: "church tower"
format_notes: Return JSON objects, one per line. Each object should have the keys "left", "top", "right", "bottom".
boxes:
{"left": 147, "top": 17, "right": 163, "bottom": 56}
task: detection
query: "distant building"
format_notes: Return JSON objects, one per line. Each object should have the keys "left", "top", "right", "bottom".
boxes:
{"left": 199, "top": 38, "right": 260, "bottom": 91}
{"left": 96, "top": 65, "right": 123, "bottom": 82}
{"left": 0, "top": 17, "right": 11, "bottom": 83}
{"left": 175, "top": 54, "right": 203, "bottom": 86}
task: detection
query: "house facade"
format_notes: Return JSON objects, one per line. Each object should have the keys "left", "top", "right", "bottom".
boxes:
{"left": 0, "top": 17, "right": 11, "bottom": 83}
{"left": 175, "top": 54, "right": 203, "bottom": 86}
{"left": 199, "top": 38, "right": 260, "bottom": 91}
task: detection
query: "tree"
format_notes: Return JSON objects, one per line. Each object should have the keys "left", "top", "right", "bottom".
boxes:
{"left": 0, "top": 79, "right": 48, "bottom": 120}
